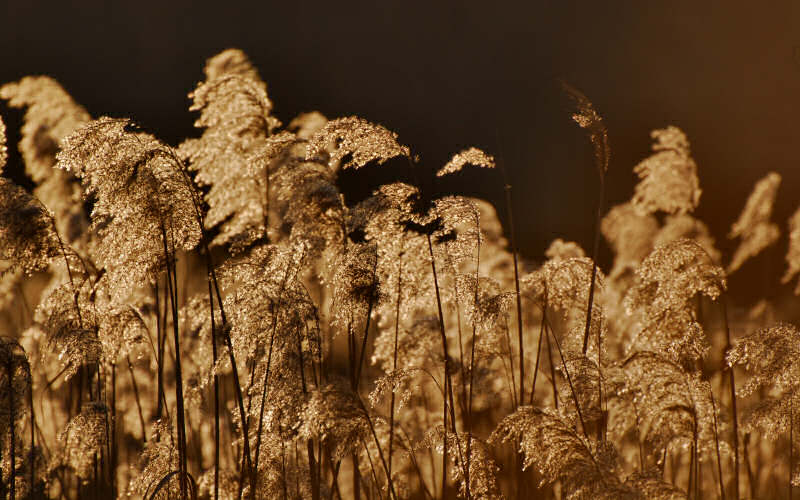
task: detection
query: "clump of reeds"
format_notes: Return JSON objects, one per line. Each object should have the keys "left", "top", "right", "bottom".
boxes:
{"left": 0, "top": 49, "right": 798, "bottom": 500}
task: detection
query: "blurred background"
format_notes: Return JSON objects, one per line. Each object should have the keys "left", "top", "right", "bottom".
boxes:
{"left": 2, "top": 0, "right": 799, "bottom": 302}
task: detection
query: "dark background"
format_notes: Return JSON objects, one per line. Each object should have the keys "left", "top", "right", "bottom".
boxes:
{"left": 2, "top": 0, "right": 799, "bottom": 301}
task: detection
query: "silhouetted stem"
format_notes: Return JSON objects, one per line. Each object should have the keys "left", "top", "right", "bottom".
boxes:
{"left": 207, "top": 278, "right": 220, "bottom": 500}
{"left": 388, "top": 252, "right": 403, "bottom": 482}
{"left": 356, "top": 396, "right": 398, "bottom": 500}
{"left": 7, "top": 356, "right": 15, "bottom": 500}
{"left": 721, "top": 296, "right": 740, "bottom": 500}
{"left": 354, "top": 256, "right": 378, "bottom": 389}
{"left": 161, "top": 222, "right": 187, "bottom": 500}
{"left": 710, "top": 390, "right": 726, "bottom": 500}
{"left": 529, "top": 300, "right": 548, "bottom": 406}
{"left": 426, "top": 234, "right": 468, "bottom": 496}
{"left": 543, "top": 314, "right": 587, "bottom": 437}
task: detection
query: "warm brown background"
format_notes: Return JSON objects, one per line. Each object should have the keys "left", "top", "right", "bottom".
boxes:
{"left": 2, "top": 0, "right": 799, "bottom": 301}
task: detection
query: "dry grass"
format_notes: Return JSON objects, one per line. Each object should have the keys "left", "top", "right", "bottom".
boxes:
{"left": 0, "top": 48, "right": 795, "bottom": 499}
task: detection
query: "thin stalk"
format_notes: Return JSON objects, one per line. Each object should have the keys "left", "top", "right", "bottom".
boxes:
{"left": 529, "top": 302, "right": 546, "bottom": 405}
{"left": 688, "top": 432, "right": 694, "bottom": 498}
{"left": 7, "top": 357, "right": 15, "bottom": 500}
{"left": 161, "top": 225, "right": 188, "bottom": 500}
{"left": 29, "top": 366, "right": 34, "bottom": 499}
{"left": 710, "top": 391, "right": 726, "bottom": 500}
{"left": 581, "top": 174, "right": 604, "bottom": 355}
{"left": 354, "top": 256, "right": 378, "bottom": 389}
{"left": 175, "top": 154, "right": 254, "bottom": 494}
{"left": 543, "top": 315, "right": 587, "bottom": 437}
{"left": 207, "top": 278, "right": 220, "bottom": 500}
{"left": 352, "top": 452, "right": 360, "bottom": 500}
{"left": 721, "top": 297, "right": 740, "bottom": 500}
{"left": 427, "top": 234, "right": 468, "bottom": 497}
{"left": 743, "top": 433, "right": 756, "bottom": 499}
{"left": 502, "top": 183, "right": 525, "bottom": 407}
{"left": 465, "top": 240, "right": 481, "bottom": 500}
{"left": 328, "top": 456, "right": 342, "bottom": 500}
{"left": 495, "top": 134, "right": 525, "bottom": 407}
{"left": 296, "top": 334, "right": 320, "bottom": 500}
{"left": 544, "top": 323, "right": 559, "bottom": 409}
{"left": 388, "top": 253, "right": 404, "bottom": 482}
{"left": 361, "top": 437, "right": 381, "bottom": 499}
{"left": 250, "top": 261, "right": 296, "bottom": 498}
{"left": 154, "top": 282, "right": 165, "bottom": 420}
{"left": 356, "top": 396, "right": 398, "bottom": 500}
{"left": 251, "top": 322, "right": 278, "bottom": 498}
{"left": 111, "top": 363, "right": 117, "bottom": 496}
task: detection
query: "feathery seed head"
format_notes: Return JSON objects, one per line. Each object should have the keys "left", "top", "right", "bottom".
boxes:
{"left": 436, "top": 147, "right": 496, "bottom": 177}
{"left": 0, "top": 179, "right": 60, "bottom": 275}
{"left": 0, "top": 76, "right": 90, "bottom": 183}
{"left": 562, "top": 82, "right": 610, "bottom": 176}
{"left": 727, "top": 172, "right": 781, "bottom": 273}
{"left": 632, "top": 126, "right": 701, "bottom": 216}
{"left": 305, "top": 116, "right": 410, "bottom": 170}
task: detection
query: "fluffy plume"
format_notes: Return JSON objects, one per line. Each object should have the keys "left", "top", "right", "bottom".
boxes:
{"left": 181, "top": 48, "right": 282, "bottom": 251}
{"left": 56, "top": 402, "right": 108, "bottom": 481}
{"left": 562, "top": 82, "right": 610, "bottom": 175}
{"left": 727, "top": 172, "right": 781, "bottom": 273}
{"left": 0, "top": 77, "right": 91, "bottom": 244}
{"left": 624, "top": 469, "right": 687, "bottom": 500}
{"left": 652, "top": 214, "right": 721, "bottom": 264}
{"left": 727, "top": 322, "right": 800, "bottom": 396}
{"left": 632, "top": 126, "right": 701, "bottom": 216}
{"left": 436, "top": 147, "right": 496, "bottom": 177}
{"left": 0, "top": 76, "right": 90, "bottom": 183}
{"left": 331, "top": 242, "right": 379, "bottom": 330}
{"left": 419, "top": 426, "right": 504, "bottom": 500}
{"left": 601, "top": 203, "right": 659, "bottom": 279}
{"left": 299, "top": 381, "right": 372, "bottom": 460}
{"left": 127, "top": 418, "right": 181, "bottom": 498}
{"left": 0, "top": 338, "right": 31, "bottom": 433}
{"left": 545, "top": 238, "right": 587, "bottom": 262}
{"left": 36, "top": 279, "right": 100, "bottom": 381}
{"left": 622, "top": 352, "right": 722, "bottom": 463}
{"left": 271, "top": 151, "right": 346, "bottom": 256}
{"left": 491, "top": 406, "right": 635, "bottom": 499}
{"left": 783, "top": 207, "right": 800, "bottom": 293}
{"left": 0, "top": 115, "right": 6, "bottom": 171}
{"left": 221, "top": 242, "right": 315, "bottom": 366}
{"left": 287, "top": 111, "right": 328, "bottom": 140}
{"left": 625, "top": 239, "right": 725, "bottom": 362}
{"left": 57, "top": 117, "right": 201, "bottom": 300}
{"left": 0, "top": 179, "right": 61, "bottom": 275}
{"left": 305, "top": 116, "right": 410, "bottom": 170}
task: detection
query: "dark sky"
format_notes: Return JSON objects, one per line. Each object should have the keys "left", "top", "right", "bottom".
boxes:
{"left": 3, "top": 0, "right": 800, "bottom": 297}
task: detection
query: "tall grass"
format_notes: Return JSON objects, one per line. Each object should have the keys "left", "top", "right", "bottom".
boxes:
{"left": 0, "top": 49, "right": 797, "bottom": 499}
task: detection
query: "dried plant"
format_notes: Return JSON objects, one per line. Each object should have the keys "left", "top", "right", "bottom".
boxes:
{"left": 305, "top": 116, "right": 410, "bottom": 170}
{"left": 0, "top": 76, "right": 91, "bottom": 245}
{"left": 624, "top": 238, "right": 725, "bottom": 363}
{"left": 0, "top": 115, "right": 7, "bottom": 171}
{"left": 57, "top": 117, "right": 200, "bottom": 300}
{"left": 0, "top": 179, "right": 61, "bottom": 275}
{"left": 0, "top": 47, "right": 796, "bottom": 500}
{"left": 437, "top": 147, "right": 496, "bottom": 177}
{"left": 631, "top": 126, "right": 701, "bottom": 216}
{"left": 54, "top": 401, "right": 108, "bottom": 482}
{"left": 726, "top": 172, "right": 781, "bottom": 274}
{"left": 491, "top": 406, "right": 634, "bottom": 499}
{"left": 180, "top": 49, "right": 282, "bottom": 251}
